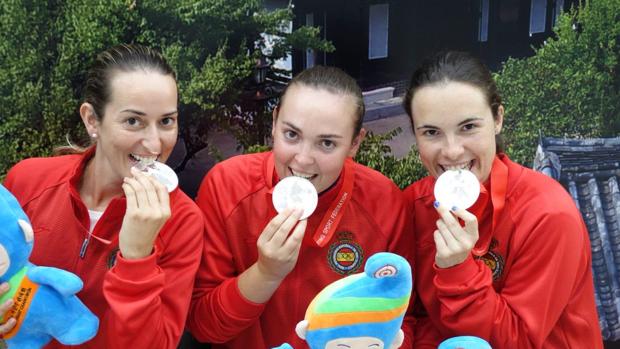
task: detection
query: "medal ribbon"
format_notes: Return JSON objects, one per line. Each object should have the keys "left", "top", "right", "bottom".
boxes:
{"left": 472, "top": 156, "right": 508, "bottom": 256}
{"left": 312, "top": 158, "right": 355, "bottom": 247}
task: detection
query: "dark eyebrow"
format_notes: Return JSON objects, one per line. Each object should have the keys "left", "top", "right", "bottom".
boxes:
{"left": 283, "top": 121, "right": 302, "bottom": 133}
{"left": 458, "top": 117, "right": 483, "bottom": 126}
{"left": 415, "top": 116, "right": 484, "bottom": 130}
{"left": 415, "top": 124, "right": 437, "bottom": 130}
{"left": 282, "top": 121, "right": 343, "bottom": 139}
{"left": 336, "top": 345, "right": 351, "bottom": 348}
{"left": 120, "top": 109, "right": 178, "bottom": 117}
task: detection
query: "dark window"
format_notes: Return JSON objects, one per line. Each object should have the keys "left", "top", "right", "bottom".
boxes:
{"left": 305, "top": 12, "right": 315, "bottom": 68}
{"left": 478, "top": 0, "right": 490, "bottom": 42}
{"left": 368, "top": 4, "right": 389, "bottom": 59}
{"left": 552, "top": 0, "right": 565, "bottom": 26}
{"left": 529, "top": 0, "right": 548, "bottom": 36}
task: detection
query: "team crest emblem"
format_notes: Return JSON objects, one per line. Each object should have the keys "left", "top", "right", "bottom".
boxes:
{"left": 107, "top": 247, "right": 120, "bottom": 269}
{"left": 327, "top": 232, "right": 363, "bottom": 275}
{"left": 476, "top": 239, "right": 504, "bottom": 281}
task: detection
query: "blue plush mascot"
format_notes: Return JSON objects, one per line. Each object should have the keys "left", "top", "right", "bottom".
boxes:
{"left": 0, "top": 184, "right": 99, "bottom": 348}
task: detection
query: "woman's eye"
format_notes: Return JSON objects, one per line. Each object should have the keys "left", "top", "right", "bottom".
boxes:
{"left": 284, "top": 130, "right": 297, "bottom": 140}
{"left": 422, "top": 129, "right": 438, "bottom": 137}
{"left": 320, "top": 139, "right": 335, "bottom": 150}
{"left": 161, "top": 117, "right": 176, "bottom": 127}
{"left": 126, "top": 117, "right": 140, "bottom": 126}
{"left": 462, "top": 123, "right": 476, "bottom": 131}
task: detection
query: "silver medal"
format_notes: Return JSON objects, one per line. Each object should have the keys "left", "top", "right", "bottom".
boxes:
{"left": 272, "top": 176, "right": 318, "bottom": 220}
{"left": 434, "top": 169, "right": 480, "bottom": 210}
{"left": 139, "top": 161, "right": 179, "bottom": 193}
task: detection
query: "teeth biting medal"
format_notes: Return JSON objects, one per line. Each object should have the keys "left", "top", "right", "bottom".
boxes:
{"left": 272, "top": 176, "right": 318, "bottom": 220}
{"left": 135, "top": 160, "right": 178, "bottom": 193}
{"left": 434, "top": 169, "right": 480, "bottom": 210}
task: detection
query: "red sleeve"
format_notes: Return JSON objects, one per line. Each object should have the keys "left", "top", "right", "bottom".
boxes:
{"left": 102, "top": 202, "right": 203, "bottom": 348}
{"left": 187, "top": 171, "right": 265, "bottom": 343}
{"left": 432, "top": 209, "right": 589, "bottom": 348}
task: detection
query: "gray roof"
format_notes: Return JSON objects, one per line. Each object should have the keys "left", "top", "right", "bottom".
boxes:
{"left": 534, "top": 137, "right": 620, "bottom": 341}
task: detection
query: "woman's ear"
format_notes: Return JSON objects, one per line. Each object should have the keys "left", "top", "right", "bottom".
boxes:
{"left": 495, "top": 105, "right": 504, "bottom": 135}
{"left": 347, "top": 128, "right": 367, "bottom": 158}
{"left": 80, "top": 103, "right": 99, "bottom": 138}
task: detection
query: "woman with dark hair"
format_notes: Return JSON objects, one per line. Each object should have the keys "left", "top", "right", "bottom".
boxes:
{"left": 403, "top": 51, "right": 602, "bottom": 348}
{"left": 188, "top": 65, "right": 415, "bottom": 349}
{"left": 1, "top": 44, "right": 204, "bottom": 348}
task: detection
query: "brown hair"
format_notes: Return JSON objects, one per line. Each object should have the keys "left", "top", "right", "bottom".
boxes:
{"left": 55, "top": 44, "right": 176, "bottom": 155}
{"left": 277, "top": 65, "right": 365, "bottom": 139}
{"left": 403, "top": 51, "right": 504, "bottom": 152}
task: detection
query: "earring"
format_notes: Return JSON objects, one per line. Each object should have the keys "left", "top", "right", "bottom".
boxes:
{"left": 91, "top": 133, "right": 97, "bottom": 138}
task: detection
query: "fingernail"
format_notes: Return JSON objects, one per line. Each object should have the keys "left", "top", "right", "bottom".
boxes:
{"left": 451, "top": 206, "right": 458, "bottom": 212}
{"left": 433, "top": 201, "right": 440, "bottom": 208}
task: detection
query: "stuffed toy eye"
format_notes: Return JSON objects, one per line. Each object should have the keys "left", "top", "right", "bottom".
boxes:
{"left": 374, "top": 264, "right": 397, "bottom": 278}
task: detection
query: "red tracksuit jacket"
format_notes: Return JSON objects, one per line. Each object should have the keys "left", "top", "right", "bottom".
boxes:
{"left": 4, "top": 149, "right": 204, "bottom": 348}
{"left": 188, "top": 151, "right": 415, "bottom": 349}
{"left": 404, "top": 154, "right": 603, "bottom": 348}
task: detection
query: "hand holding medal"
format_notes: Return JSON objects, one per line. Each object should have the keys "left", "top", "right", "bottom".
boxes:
{"left": 432, "top": 169, "right": 481, "bottom": 268}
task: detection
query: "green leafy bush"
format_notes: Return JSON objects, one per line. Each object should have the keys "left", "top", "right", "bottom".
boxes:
{"left": 354, "top": 128, "right": 427, "bottom": 189}
{"left": 495, "top": 0, "right": 620, "bottom": 166}
{"left": 0, "top": 0, "right": 332, "bottom": 177}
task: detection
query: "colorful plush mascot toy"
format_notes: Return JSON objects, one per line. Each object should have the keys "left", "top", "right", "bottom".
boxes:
{"left": 274, "top": 252, "right": 412, "bottom": 349}
{"left": 0, "top": 184, "right": 99, "bottom": 348}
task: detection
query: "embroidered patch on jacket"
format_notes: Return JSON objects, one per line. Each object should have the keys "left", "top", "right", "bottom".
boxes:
{"left": 107, "top": 247, "right": 120, "bottom": 269}
{"left": 327, "top": 231, "right": 363, "bottom": 275}
{"left": 477, "top": 242, "right": 504, "bottom": 281}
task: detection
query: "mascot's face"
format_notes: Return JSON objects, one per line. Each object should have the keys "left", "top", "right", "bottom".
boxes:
{"left": 0, "top": 186, "right": 34, "bottom": 281}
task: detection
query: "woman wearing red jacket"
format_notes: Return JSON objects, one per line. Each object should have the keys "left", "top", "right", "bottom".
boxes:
{"left": 403, "top": 51, "right": 603, "bottom": 348}
{"left": 188, "top": 65, "right": 415, "bottom": 349}
{"left": 1, "top": 44, "right": 204, "bottom": 348}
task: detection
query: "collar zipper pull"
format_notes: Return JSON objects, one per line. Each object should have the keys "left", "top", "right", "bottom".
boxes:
{"left": 79, "top": 236, "right": 90, "bottom": 259}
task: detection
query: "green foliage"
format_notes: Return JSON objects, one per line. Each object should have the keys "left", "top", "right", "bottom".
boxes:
{"left": 355, "top": 128, "right": 427, "bottom": 189}
{"left": 0, "top": 0, "right": 332, "bottom": 176}
{"left": 495, "top": 0, "right": 620, "bottom": 166}
{"left": 244, "top": 143, "right": 271, "bottom": 154}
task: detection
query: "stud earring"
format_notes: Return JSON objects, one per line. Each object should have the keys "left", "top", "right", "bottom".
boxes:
{"left": 91, "top": 133, "right": 97, "bottom": 138}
